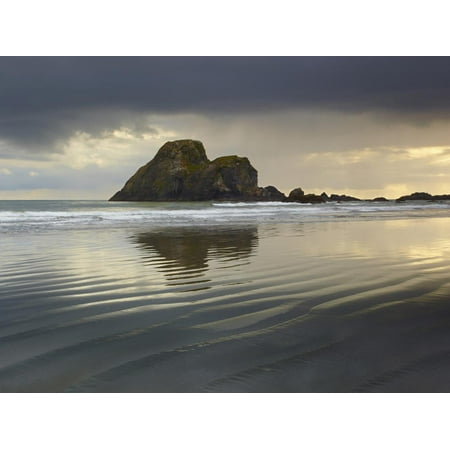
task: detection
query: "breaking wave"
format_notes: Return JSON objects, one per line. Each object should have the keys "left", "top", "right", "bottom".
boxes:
{"left": 1, "top": 199, "right": 450, "bottom": 232}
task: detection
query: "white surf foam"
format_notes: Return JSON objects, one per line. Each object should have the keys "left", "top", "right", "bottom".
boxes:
{"left": 1, "top": 200, "right": 450, "bottom": 232}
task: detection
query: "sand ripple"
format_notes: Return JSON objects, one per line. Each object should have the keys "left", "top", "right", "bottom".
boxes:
{"left": 2, "top": 220, "right": 450, "bottom": 392}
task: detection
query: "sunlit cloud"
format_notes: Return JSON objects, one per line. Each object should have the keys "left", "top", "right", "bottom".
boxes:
{"left": 2, "top": 108, "right": 450, "bottom": 200}
{"left": 1, "top": 57, "right": 450, "bottom": 199}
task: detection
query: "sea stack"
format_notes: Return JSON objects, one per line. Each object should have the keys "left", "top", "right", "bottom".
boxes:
{"left": 109, "top": 139, "right": 285, "bottom": 202}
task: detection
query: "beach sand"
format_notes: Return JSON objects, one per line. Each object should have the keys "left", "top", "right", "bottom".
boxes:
{"left": 2, "top": 216, "right": 450, "bottom": 392}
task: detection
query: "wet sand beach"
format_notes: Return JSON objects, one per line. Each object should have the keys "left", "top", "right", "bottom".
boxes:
{"left": 2, "top": 201, "right": 450, "bottom": 392}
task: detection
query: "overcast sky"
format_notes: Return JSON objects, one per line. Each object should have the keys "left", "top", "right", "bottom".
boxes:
{"left": 2, "top": 56, "right": 450, "bottom": 199}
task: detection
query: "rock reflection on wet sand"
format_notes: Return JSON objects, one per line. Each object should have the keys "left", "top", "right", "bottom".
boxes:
{"left": 134, "top": 227, "right": 258, "bottom": 289}
{"left": 2, "top": 219, "right": 450, "bottom": 392}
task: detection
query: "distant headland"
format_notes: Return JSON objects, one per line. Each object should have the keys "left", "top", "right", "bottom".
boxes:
{"left": 109, "top": 140, "right": 450, "bottom": 203}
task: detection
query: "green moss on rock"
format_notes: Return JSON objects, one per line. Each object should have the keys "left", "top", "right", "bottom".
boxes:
{"left": 109, "top": 140, "right": 277, "bottom": 202}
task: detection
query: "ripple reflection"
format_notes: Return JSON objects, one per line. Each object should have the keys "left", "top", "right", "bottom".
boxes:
{"left": 133, "top": 227, "right": 259, "bottom": 289}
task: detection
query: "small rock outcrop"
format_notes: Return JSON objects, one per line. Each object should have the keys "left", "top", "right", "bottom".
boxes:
{"left": 329, "top": 194, "right": 361, "bottom": 202}
{"left": 287, "top": 187, "right": 305, "bottom": 201}
{"left": 110, "top": 140, "right": 283, "bottom": 202}
{"left": 396, "top": 192, "right": 433, "bottom": 202}
{"left": 285, "top": 187, "right": 325, "bottom": 203}
{"left": 371, "top": 197, "right": 389, "bottom": 202}
{"left": 302, "top": 194, "right": 326, "bottom": 203}
{"left": 396, "top": 192, "right": 450, "bottom": 202}
{"left": 432, "top": 194, "right": 450, "bottom": 200}
{"left": 254, "top": 185, "right": 286, "bottom": 201}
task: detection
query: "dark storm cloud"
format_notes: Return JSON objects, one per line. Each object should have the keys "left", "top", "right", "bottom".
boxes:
{"left": 1, "top": 56, "right": 450, "bottom": 151}
{"left": 3, "top": 57, "right": 450, "bottom": 112}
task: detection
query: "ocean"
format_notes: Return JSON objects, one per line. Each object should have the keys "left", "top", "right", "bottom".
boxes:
{"left": 2, "top": 199, "right": 450, "bottom": 392}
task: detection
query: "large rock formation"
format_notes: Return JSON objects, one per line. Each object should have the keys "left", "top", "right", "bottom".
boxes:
{"left": 110, "top": 140, "right": 285, "bottom": 201}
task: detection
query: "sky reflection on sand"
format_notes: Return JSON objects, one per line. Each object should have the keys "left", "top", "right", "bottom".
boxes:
{"left": 2, "top": 217, "right": 450, "bottom": 391}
